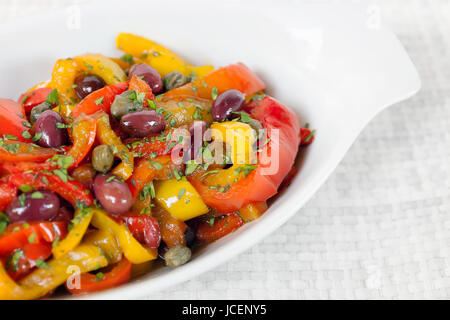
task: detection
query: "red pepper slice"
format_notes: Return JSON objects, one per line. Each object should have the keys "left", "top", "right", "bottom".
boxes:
{"left": 126, "top": 137, "right": 168, "bottom": 158}
{"left": 66, "top": 115, "right": 97, "bottom": 168}
{"left": 299, "top": 127, "right": 315, "bottom": 146}
{"left": 129, "top": 76, "right": 155, "bottom": 108}
{"left": 127, "top": 155, "right": 181, "bottom": 199}
{"left": 163, "top": 63, "right": 266, "bottom": 100}
{"left": 188, "top": 96, "right": 300, "bottom": 213}
{"left": 121, "top": 214, "right": 161, "bottom": 248}
{"left": 65, "top": 258, "right": 132, "bottom": 294}
{"left": 152, "top": 207, "right": 186, "bottom": 248}
{"left": 0, "top": 141, "right": 56, "bottom": 162}
{"left": 18, "top": 88, "right": 53, "bottom": 114}
{"left": 5, "top": 242, "right": 53, "bottom": 281}
{"left": 0, "top": 161, "right": 56, "bottom": 175}
{"left": 126, "top": 127, "right": 188, "bottom": 160}
{"left": 0, "top": 221, "right": 67, "bottom": 255}
{"left": 0, "top": 99, "right": 30, "bottom": 143}
{"left": 72, "top": 82, "right": 128, "bottom": 118}
{"left": 0, "top": 98, "right": 26, "bottom": 118}
{"left": 0, "top": 180, "right": 17, "bottom": 212}
{"left": 196, "top": 213, "right": 244, "bottom": 243}
{"left": 9, "top": 172, "right": 94, "bottom": 208}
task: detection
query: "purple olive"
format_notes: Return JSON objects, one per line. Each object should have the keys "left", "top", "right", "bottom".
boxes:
{"left": 34, "top": 110, "right": 67, "bottom": 148}
{"left": 188, "top": 120, "right": 208, "bottom": 139}
{"left": 74, "top": 74, "right": 106, "bottom": 100}
{"left": 129, "top": 63, "right": 163, "bottom": 94}
{"left": 120, "top": 110, "right": 166, "bottom": 138}
{"left": 185, "top": 121, "right": 210, "bottom": 160}
{"left": 93, "top": 173, "right": 133, "bottom": 216}
{"left": 184, "top": 223, "right": 197, "bottom": 248}
{"left": 6, "top": 190, "right": 60, "bottom": 223}
{"left": 50, "top": 206, "right": 73, "bottom": 224}
{"left": 211, "top": 89, "right": 245, "bottom": 122}
{"left": 158, "top": 242, "right": 169, "bottom": 260}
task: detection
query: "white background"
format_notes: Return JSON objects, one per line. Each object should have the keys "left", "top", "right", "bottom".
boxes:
{"left": 1, "top": 0, "right": 450, "bottom": 299}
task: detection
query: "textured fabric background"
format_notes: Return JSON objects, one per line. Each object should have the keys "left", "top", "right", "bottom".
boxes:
{"left": 1, "top": 0, "right": 449, "bottom": 300}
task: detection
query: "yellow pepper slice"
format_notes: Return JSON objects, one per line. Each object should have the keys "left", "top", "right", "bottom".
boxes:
{"left": 74, "top": 53, "right": 127, "bottom": 84}
{"left": 111, "top": 56, "right": 144, "bottom": 71}
{"left": 50, "top": 58, "right": 84, "bottom": 105}
{"left": 52, "top": 207, "right": 94, "bottom": 259}
{"left": 91, "top": 209, "right": 157, "bottom": 264}
{"left": 96, "top": 114, "right": 134, "bottom": 180}
{"left": 83, "top": 229, "right": 122, "bottom": 264}
{"left": 49, "top": 54, "right": 126, "bottom": 106}
{"left": 210, "top": 121, "right": 257, "bottom": 165}
{"left": 116, "top": 33, "right": 214, "bottom": 78}
{"left": 131, "top": 194, "right": 152, "bottom": 215}
{"left": 53, "top": 103, "right": 74, "bottom": 123}
{"left": 26, "top": 79, "right": 51, "bottom": 92}
{"left": 0, "top": 244, "right": 107, "bottom": 300}
{"left": 155, "top": 179, "right": 209, "bottom": 221}
{"left": 0, "top": 261, "right": 26, "bottom": 300}
{"left": 238, "top": 202, "right": 268, "bottom": 221}
{"left": 155, "top": 96, "right": 212, "bottom": 128}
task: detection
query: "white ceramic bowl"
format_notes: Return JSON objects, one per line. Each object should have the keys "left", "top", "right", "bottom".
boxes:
{"left": 0, "top": 0, "right": 420, "bottom": 299}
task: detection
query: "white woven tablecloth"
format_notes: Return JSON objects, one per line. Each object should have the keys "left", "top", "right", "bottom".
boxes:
{"left": 1, "top": 0, "right": 450, "bottom": 300}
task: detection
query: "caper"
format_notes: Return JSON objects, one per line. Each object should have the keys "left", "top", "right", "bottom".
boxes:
{"left": 164, "top": 245, "right": 191, "bottom": 267}
{"left": 110, "top": 91, "right": 141, "bottom": 120}
{"left": 29, "top": 102, "right": 52, "bottom": 124}
{"left": 163, "top": 71, "right": 189, "bottom": 91}
{"left": 91, "top": 144, "right": 114, "bottom": 173}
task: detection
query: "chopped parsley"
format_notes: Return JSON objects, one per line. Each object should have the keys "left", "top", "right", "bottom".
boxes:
{"left": 18, "top": 185, "right": 32, "bottom": 192}
{"left": 48, "top": 154, "right": 74, "bottom": 170}
{"left": 56, "top": 122, "right": 72, "bottom": 129}
{"left": 232, "top": 111, "right": 252, "bottom": 123}
{"left": 251, "top": 93, "right": 266, "bottom": 101}
{"left": 45, "top": 89, "right": 59, "bottom": 106}
{"left": 0, "top": 213, "right": 10, "bottom": 236}
{"left": 22, "top": 121, "right": 32, "bottom": 128}
{"left": 30, "top": 191, "right": 44, "bottom": 199}
{"left": 95, "top": 97, "right": 104, "bottom": 105}
{"left": 18, "top": 194, "right": 26, "bottom": 207}
{"left": 304, "top": 129, "right": 316, "bottom": 143}
{"left": 4, "top": 134, "right": 18, "bottom": 140}
{"left": 35, "top": 259, "right": 50, "bottom": 269}
{"left": 32, "top": 132, "right": 43, "bottom": 142}
{"left": 21, "top": 130, "right": 32, "bottom": 139}
{"left": 21, "top": 94, "right": 30, "bottom": 104}
{"left": 6, "top": 249, "right": 24, "bottom": 272}
{"left": 193, "top": 107, "right": 203, "bottom": 120}
{"left": 53, "top": 169, "right": 69, "bottom": 183}
{"left": 211, "top": 87, "right": 218, "bottom": 100}
{"left": 120, "top": 53, "right": 134, "bottom": 65}
{"left": 95, "top": 272, "right": 105, "bottom": 282}
{"left": 149, "top": 160, "right": 163, "bottom": 170}
{"left": 178, "top": 188, "right": 186, "bottom": 200}
{"left": 199, "top": 170, "right": 220, "bottom": 179}
{"left": 28, "top": 232, "right": 36, "bottom": 244}
{"left": 185, "top": 160, "right": 199, "bottom": 176}
{"left": 126, "top": 90, "right": 146, "bottom": 105}
{"left": 234, "top": 164, "right": 258, "bottom": 178}
{"left": 140, "top": 182, "right": 155, "bottom": 200}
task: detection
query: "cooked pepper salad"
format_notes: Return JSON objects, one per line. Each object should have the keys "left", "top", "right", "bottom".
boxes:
{"left": 0, "top": 33, "right": 314, "bottom": 299}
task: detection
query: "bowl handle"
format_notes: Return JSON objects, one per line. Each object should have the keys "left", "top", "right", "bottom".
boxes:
{"left": 339, "top": 31, "right": 421, "bottom": 126}
{"left": 274, "top": 4, "right": 421, "bottom": 135}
